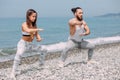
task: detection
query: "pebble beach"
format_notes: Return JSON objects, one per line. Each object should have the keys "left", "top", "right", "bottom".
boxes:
{"left": 0, "top": 43, "right": 120, "bottom": 80}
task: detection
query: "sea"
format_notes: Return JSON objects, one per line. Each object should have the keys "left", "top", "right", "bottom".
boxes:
{"left": 0, "top": 16, "right": 120, "bottom": 58}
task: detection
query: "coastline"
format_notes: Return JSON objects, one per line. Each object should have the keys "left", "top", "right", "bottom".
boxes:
{"left": 1, "top": 36, "right": 120, "bottom": 68}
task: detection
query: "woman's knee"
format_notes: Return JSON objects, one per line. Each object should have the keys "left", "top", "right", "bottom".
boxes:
{"left": 15, "top": 49, "right": 25, "bottom": 60}
{"left": 14, "top": 54, "right": 22, "bottom": 61}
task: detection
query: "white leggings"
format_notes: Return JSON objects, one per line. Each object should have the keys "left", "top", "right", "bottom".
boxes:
{"left": 12, "top": 39, "right": 46, "bottom": 73}
{"left": 61, "top": 39, "right": 95, "bottom": 62}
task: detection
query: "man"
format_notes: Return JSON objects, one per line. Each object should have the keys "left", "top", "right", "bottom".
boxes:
{"left": 59, "top": 7, "right": 95, "bottom": 67}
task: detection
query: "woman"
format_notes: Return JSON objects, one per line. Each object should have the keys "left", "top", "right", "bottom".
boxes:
{"left": 11, "top": 9, "right": 44, "bottom": 79}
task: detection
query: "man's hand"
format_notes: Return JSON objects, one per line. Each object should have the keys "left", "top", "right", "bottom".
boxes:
{"left": 79, "top": 33, "right": 86, "bottom": 36}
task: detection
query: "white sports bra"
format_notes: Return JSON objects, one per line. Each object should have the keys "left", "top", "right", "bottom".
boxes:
{"left": 22, "top": 31, "right": 30, "bottom": 36}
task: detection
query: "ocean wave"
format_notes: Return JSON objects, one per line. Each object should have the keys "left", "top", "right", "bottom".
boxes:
{"left": 0, "top": 48, "right": 16, "bottom": 56}
{"left": 41, "top": 36, "right": 120, "bottom": 52}
{"left": 89, "top": 36, "right": 120, "bottom": 45}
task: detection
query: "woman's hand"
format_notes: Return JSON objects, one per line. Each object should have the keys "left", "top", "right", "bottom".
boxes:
{"left": 38, "top": 28, "right": 44, "bottom": 32}
{"left": 37, "top": 37, "right": 43, "bottom": 42}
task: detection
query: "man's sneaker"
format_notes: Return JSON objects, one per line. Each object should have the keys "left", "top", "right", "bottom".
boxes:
{"left": 87, "top": 60, "right": 97, "bottom": 64}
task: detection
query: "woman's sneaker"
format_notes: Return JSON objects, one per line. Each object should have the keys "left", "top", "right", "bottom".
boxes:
{"left": 10, "top": 72, "right": 16, "bottom": 80}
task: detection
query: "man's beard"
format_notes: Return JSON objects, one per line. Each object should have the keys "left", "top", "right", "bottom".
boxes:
{"left": 76, "top": 16, "right": 83, "bottom": 21}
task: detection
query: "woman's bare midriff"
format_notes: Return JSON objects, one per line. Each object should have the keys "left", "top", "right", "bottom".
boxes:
{"left": 22, "top": 36, "right": 34, "bottom": 42}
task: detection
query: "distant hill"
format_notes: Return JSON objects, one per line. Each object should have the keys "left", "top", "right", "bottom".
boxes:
{"left": 97, "top": 13, "right": 120, "bottom": 17}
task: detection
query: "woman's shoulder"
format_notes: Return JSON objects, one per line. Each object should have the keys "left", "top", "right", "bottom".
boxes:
{"left": 22, "top": 22, "right": 27, "bottom": 27}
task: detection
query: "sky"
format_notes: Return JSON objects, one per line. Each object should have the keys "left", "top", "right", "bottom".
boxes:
{"left": 0, "top": 0, "right": 120, "bottom": 18}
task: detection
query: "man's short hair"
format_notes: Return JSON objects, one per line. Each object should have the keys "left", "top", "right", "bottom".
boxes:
{"left": 71, "top": 7, "right": 82, "bottom": 14}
